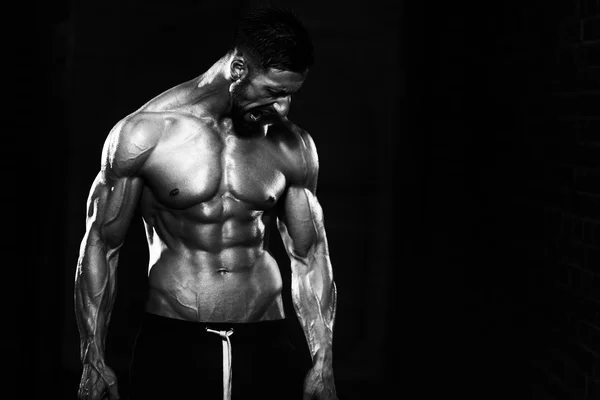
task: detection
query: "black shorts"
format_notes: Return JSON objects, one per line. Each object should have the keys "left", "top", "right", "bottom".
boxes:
{"left": 129, "top": 313, "right": 311, "bottom": 400}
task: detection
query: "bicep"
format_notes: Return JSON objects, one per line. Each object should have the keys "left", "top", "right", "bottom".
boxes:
{"left": 86, "top": 171, "right": 143, "bottom": 249}
{"left": 277, "top": 185, "right": 325, "bottom": 259}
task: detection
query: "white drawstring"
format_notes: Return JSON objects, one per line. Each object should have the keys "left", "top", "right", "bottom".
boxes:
{"left": 206, "top": 328, "right": 235, "bottom": 400}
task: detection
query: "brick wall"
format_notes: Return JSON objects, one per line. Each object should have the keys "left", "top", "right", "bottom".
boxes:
{"left": 530, "top": 0, "right": 600, "bottom": 398}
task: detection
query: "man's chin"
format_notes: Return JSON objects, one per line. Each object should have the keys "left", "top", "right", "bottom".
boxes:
{"left": 230, "top": 114, "right": 267, "bottom": 134}
{"left": 242, "top": 111, "right": 280, "bottom": 125}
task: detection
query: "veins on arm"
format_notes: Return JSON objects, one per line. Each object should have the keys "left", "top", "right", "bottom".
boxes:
{"left": 276, "top": 130, "right": 336, "bottom": 362}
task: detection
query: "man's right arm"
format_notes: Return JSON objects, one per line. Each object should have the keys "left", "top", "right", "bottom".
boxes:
{"left": 74, "top": 117, "right": 157, "bottom": 399}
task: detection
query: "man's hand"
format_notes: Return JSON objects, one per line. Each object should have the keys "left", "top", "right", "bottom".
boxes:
{"left": 78, "top": 363, "right": 120, "bottom": 400}
{"left": 303, "top": 363, "right": 338, "bottom": 400}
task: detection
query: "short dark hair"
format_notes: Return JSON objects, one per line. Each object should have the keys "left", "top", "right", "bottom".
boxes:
{"left": 232, "top": 6, "right": 314, "bottom": 73}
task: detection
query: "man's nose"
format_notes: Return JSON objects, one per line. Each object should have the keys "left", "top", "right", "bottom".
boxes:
{"left": 272, "top": 96, "right": 291, "bottom": 116}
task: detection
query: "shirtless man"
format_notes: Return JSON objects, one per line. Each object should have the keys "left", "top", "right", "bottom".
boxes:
{"left": 74, "top": 7, "right": 337, "bottom": 400}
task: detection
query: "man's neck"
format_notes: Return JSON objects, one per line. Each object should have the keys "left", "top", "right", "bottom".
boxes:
{"left": 189, "top": 53, "right": 235, "bottom": 119}
{"left": 136, "top": 53, "right": 235, "bottom": 118}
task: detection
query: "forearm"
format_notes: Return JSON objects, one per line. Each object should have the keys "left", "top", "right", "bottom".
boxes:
{"left": 74, "top": 228, "right": 119, "bottom": 365}
{"left": 291, "top": 242, "right": 337, "bottom": 365}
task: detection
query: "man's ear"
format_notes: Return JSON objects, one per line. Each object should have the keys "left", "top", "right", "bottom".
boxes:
{"left": 230, "top": 55, "right": 248, "bottom": 82}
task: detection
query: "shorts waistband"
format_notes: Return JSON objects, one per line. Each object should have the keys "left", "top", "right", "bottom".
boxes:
{"left": 141, "top": 312, "right": 290, "bottom": 339}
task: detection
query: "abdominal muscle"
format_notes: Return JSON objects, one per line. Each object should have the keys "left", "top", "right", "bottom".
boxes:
{"left": 144, "top": 228, "right": 286, "bottom": 323}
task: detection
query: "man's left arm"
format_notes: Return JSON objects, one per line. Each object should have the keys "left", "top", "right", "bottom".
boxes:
{"left": 277, "top": 132, "right": 338, "bottom": 400}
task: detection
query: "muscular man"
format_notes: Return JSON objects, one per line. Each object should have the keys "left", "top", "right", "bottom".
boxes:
{"left": 74, "top": 7, "right": 337, "bottom": 400}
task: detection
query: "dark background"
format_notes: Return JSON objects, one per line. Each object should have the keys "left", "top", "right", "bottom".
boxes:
{"left": 9, "top": 0, "right": 600, "bottom": 399}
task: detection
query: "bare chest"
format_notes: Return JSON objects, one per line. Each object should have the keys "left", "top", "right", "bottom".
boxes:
{"left": 140, "top": 118, "right": 297, "bottom": 216}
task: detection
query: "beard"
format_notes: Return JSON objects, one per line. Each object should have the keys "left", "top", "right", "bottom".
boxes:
{"left": 229, "top": 77, "right": 264, "bottom": 135}
{"left": 229, "top": 77, "right": 279, "bottom": 134}
{"left": 230, "top": 76, "right": 251, "bottom": 118}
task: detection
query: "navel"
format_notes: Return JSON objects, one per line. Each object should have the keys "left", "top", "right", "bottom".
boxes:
{"left": 169, "top": 188, "right": 180, "bottom": 196}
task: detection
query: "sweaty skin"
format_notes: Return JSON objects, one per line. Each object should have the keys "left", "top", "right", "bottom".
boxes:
{"left": 74, "top": 52, "right": 337, "bottom": 400}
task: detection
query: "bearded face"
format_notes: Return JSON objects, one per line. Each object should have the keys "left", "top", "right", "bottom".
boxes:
{"left": 229, "top": 67, "right": 306, "bottom": 130}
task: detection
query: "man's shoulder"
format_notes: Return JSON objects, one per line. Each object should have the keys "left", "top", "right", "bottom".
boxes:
{"left": 269, "top": 119, "right": 319, "bottom": 185}
{"left": 269, "top": 119, "right": 317, "bottom": 157}
{"left": 109, "top": 110, "right": 190, "bottom": 150}
{"left": 102, "top": 111, "right": 170, "bottom": 176}
{"left": 114, "top": 111, "right": 173, "bottom": 141}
